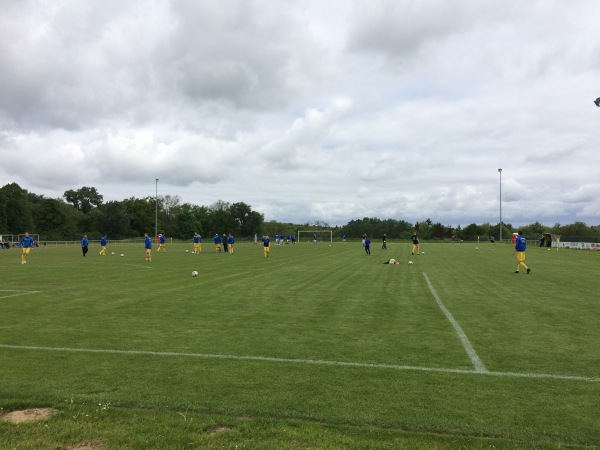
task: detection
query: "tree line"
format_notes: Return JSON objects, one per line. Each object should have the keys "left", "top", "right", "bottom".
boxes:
{"left": 0, "top": 182, "right": 597, "bottom": 242}
{"left": 336, "top": 217, "right": 598, "bottom": 242}
{"left": 0, "top": 183, "right": 263, "bottom": 241}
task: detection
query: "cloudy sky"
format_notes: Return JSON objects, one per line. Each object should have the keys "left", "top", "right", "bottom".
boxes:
{"left": 1, "top": 0, "right": 599, "bottom": 227}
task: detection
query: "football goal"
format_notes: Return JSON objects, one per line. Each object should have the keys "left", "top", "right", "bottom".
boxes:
{"left": 17, "top": 234, "right": 41, "bottom": 246}
{"left": 297, "top": 230, "right": 333, "bottom": 243}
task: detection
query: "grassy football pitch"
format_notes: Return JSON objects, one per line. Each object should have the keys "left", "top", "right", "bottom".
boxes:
{"left": 1, "top": 240, "right": 599, "bottom": 449}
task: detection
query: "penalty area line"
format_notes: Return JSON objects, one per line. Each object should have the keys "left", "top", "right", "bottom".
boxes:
{"left": 423, "top": 272, "right": 488, "bottom": 373}
{"left": 1, "top": 344, "right": 599, "bottom": 383}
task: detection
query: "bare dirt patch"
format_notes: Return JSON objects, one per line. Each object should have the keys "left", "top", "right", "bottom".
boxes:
{"left": 1, "top": 407, "right": 58, "bottom": 423}
{"left": 57, "top": 443, "right": 102, "bottom": 450}
{"left": 206, "top": 425, "right": 232, "bottom": 434}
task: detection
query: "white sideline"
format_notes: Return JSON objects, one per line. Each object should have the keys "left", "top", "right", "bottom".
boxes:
{"left": 1, "top": 344, "right": 598, "bottom": 383}
{"left": 422, "top": 273, "right": 488, "bottom": 373}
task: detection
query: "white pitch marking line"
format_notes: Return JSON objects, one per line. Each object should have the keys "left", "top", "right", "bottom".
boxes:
{"left": 1, "top": 344, "right": 598, "bottom": 383}
{"left": 422, "top": 272, "right": 488, "bottom": 373}
{"left": 0, "top": 290, "right": 41, "bottom": 299}
{"left": 122, "top": 264, "right": 153, "bottom": 269}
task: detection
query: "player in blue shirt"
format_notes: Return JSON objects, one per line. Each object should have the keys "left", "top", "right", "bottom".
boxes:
{"left": 193, "top": 232, "right": 202, "bottom": 254}
{"left": 364, "top": 236, "right": 371, "bottom": 255}
{"left": 144, "top": 233, "right": 152, "bottom": 262}
{"left": 157, "top": 233, "right": 166, "bottom": 252}
{"left": 228, "top": 234, "right": 235, "bottom": 254}
{"left": 99, "top": 234, "right": 108, "bottom": 256}
{"left": 81, "top": 234, "right": 89, "bottom": 257}
{"left": 19, "top": 232, "right": 35, "bottom": 264}
{"left": 263, "top": 234, "right": 270, "bottom": 257}
{"left": 214, "top": 233, "right": 222, "bottom": 252}
{"left": 514, "top": 231, "right": 531, "bottom": 274}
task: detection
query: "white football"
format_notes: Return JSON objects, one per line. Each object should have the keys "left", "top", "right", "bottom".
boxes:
{"left": 111, "top": 252, "right": 115, "bottom": 255}
{"left": 421, "top": 252, "right": 425, "bottom": 255}
{"left": 191, "top": 270, "right": 198, "bottom": 277}
{"left": 408, "top": 260, "right": 413, "bottom": 265}
{"left": 120, "top": 254, "right": 124, "bottom": 257}
{"left": 186, "top": 249, "right": 189, "bottom": 252}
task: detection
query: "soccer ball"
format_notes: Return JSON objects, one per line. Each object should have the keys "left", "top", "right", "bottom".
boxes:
{"left": 186, "top": 249, "right": 189, "bottom": 252}
{"left": 475, "top": 247, "right": 479, "bottom": 250}
{"left": 111, "top": 252, "right": 115, "bottom": 255}
{"left": 421, "top": 252, "right": 425, "bottom": 255}
{"left": 408, "top": 260, "right": 413, "bottom": 265}
{"left": 120, "top": 254, "right": 124, "bottom": 257}
{"left": 191, "top": 270, "right": 198, "bottom": 277}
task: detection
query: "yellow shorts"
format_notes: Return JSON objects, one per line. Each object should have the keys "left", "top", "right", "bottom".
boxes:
{"left": 516, "top": 252, "right": 526, "bottom": 262}
{"left": 22, "top": 248, "right": 31, "bottom": 255}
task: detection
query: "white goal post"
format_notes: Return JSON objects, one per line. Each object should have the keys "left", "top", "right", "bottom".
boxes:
{"left": 297, "top": 230, "right": 333, "bottom": 243}
{"left": 16, "top": 234, "right": 41, "bottom": 246}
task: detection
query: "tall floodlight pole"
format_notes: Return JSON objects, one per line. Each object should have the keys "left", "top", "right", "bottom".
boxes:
{"left": 498, "top": 168, "right": 502, "bottom": 242}
{"left": 155, "top": 178, "right": 159, "bottom": 240}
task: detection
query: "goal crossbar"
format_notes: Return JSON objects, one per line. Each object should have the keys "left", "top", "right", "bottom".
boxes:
{"left": 297, "top": 230, "right": 333, "bottom": 243}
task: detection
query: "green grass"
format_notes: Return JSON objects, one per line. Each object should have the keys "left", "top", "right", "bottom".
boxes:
{"left": 1, "top": 240, "right": 599, "bottom": 449}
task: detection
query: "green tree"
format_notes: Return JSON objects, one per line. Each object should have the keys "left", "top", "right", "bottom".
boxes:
{"left": 558, "top": 222, "right": 591, "bottom": 238}
{"left": 102, "top": 201, "right": 131, "bottom": 239}
{"left": 207, "top": 200, "right": 236, "bottom": 235}
{"left": 416, "top": 220, "right": 432, "bottom": 240}
{"left": 30, "top": 198, "right": 68, "bottom": 240}
{"left": 0, "top": 189, "right": 7, "bottom": 232}
{"left": 1, "top": 183, "right": 34, "bottom": 233}
{"left": 59, "top": 202, "right": 84, "bottom": 238}
{"left": 230, "top": 202, "right": 264, "bottom": 238}
{"left": 462, "top": 223, "right": 485, "bottom": 241}
{"left": 64, "top": 186, "right": 103, "bottom": 214}
{"left": 173, "top": 203, "right": 203, "bottom": 240}
{"left": 431, "top": 222, "right": 446, "bottom": 240}
{"left": 122, "top": 197, "right": 155, "bottom": 236}
{"left": 520, "top": 221, "right": 547, "bottom": 238}
{"left": 80, "top": 208, "right": 106, "bottom": 237}
{"left": 159, "top": 194, "right": 180, "bottom": 237}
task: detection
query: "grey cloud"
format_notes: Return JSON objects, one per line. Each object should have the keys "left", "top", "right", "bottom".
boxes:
{"left": 1, "top": 0, "right": 599, "bottom": 227}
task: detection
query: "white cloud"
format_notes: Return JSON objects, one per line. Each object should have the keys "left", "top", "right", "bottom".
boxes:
{"left": 1, "top": 0, "right": 599, "bottom": 227}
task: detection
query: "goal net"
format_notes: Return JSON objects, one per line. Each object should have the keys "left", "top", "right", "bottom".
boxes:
{"left": 17, "top": 234, "right": 41, "bottom": 247}
{"left": 297, "top": 230, "right": 333, "bottom": 243}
